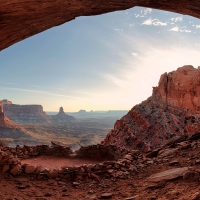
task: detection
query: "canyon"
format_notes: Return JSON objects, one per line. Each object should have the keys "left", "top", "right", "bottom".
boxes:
{"left": 2, "top": 65, "right": 200, "bottom": 153}
{"left": 0, "top": 101, "right": 117, "bottom": 150}
{"left": 2, "top": 66, "right": 200, "bottom": 199}
{"left": 1, "top": 111, "right": 200, "bottom": 199}
{"left": 3, "top": 102, "right": 75, "bottom": 124}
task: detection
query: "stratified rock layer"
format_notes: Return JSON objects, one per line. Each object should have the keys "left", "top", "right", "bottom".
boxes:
{"left": 3, "top": 104, "right": 51, "bottom": 124}
{"left": 103, "top": 66, "right": 200, "bottom": 152}
{"left": 0, "top": 102, "right": 33, "bottom": 141}
{"left": 153, "top": 65, "right": 200, "bottom": 113}
{"left": 1, "top": 1, "right": 200, "bottom": 51}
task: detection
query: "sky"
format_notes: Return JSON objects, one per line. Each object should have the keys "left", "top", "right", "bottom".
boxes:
{"left": 1, "top": 7, "right": 200, "bottom": 112}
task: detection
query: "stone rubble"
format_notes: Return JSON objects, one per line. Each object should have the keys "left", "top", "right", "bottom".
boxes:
{"left": 0, "top": 141, "right": 137, "bottom": 181}
{"left": 1, "top": 136, "right": 200, "bottom": 186}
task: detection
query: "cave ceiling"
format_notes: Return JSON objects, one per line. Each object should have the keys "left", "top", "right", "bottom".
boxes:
{"left": 1, "top": 0, "right": 200, "bottom": 51}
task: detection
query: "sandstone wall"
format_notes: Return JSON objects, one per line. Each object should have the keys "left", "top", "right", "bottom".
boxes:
{"left": 3, "top": 104, "right": 51, "bottom": 124}
{"left": 153, "top": 65, "right": 200, "bottom": 113}
{"left": 3, "top": 104, "right": 44, "bottom": 113}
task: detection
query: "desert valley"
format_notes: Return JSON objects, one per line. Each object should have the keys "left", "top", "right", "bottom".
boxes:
{"left": 1, "top": 66, "right": 200, "bottom": 199}
{"left": 0, "top": 100, "right": 126, "bottom": 150}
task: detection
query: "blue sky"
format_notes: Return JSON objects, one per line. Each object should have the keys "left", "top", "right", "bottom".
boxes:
{"left": 1, "top": 7, "right": 200, "bottom": 111}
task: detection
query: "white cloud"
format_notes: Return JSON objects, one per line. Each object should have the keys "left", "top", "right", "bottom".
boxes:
{"left": 142, "top": 18, "right": 167, "bottom": 26}
{"left": 169, "top": 26, "right": 191, "bottom": 33}
{"left": 195, "top": 25, "right": 200, "bottom": 29}
{"left": 114, "top": 29, "right": 123, "bottom": 32}
{"left": 0, "top": 87, "right": 82, "bottom": 99}
{"left": 131, "top": 52, "right": 138, "bottom": 57}
{"left": 134, "top": 14, "right": 145, "bottom": 18}
{"left": 103, "top": 74, "right": 126, "bottom": 87}
{"left": 174, "top": 16, "right": 183, "bottom": 22}
{"left": 170, "top": 26, "right": 179, "bottom": 32}
{"left": 144, "top": 8, "right": 152, "bottom": 15}
{"left": 142, "top": 19, "right": 153, "bottom": 25}
{"left": 180, "top": 29, "right": 191, "bottom": 33}
{"left": 171, "top": 16, "right": 183, "bottom": 23}
{"left": 153, "top": 21, "right": 167, "bottom": 26}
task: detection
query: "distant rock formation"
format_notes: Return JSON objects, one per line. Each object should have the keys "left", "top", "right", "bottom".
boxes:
{"left": 0, "top": 100, "right": 16, "bottom": 128}
{"left": 3, "top": 101, "right": 51, "bottom": 124}
{"left": 103, "top": 66, "right": 200, "bottom": 152}
{"left": 0, "top": 101, "right": 4, "bottom": 118}
{"left": 52, "top": 107, "right": 75, "bottom": 123}
{"left": 0, "top": 100, "right": 33, "bottom": 141}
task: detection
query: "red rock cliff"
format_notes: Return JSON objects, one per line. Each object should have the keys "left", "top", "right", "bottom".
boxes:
{"left": 103, "top": 66, "right": 200, "bottom": 152}
{"left": 3, "top": 103, "right": 51, "bottom": 124}
{"left": 153, "top": 65, "right": 200, "bottom": 113}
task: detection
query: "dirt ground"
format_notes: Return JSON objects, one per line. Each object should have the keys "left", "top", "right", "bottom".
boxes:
{"left": 20, "top": 155, "right": 108, "bottom": 169}
{"left": 0, "top": 167, "right": 199, "bottom": 200}
{"left": 2, "top": 140, "right": 200, "bottom": 199}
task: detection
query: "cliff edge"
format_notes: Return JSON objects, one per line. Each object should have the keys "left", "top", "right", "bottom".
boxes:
{"left": 103, "top": 66, "right": 200, "bottom": 152}
{"left": 153, "top": 65, "right": 200, "bottom": 113}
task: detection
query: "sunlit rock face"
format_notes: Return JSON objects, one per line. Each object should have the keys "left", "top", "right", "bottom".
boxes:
{"left": 0, "top": 100, "right": 14, "bottom": 127}
{"left": 1, "top": 0, "right": 200, "bottom": 50}
{"left": 103, "top": 66, "right": 200, "bottom": 152}
{"left": 3, "top": 102, "right": 51, "bottom": 124}
{"left": 153, "top": 65, "right": 200, "bottom": 113}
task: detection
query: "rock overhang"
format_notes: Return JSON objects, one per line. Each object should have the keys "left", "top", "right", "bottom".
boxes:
{"left": 1, "top": 0, "right": 200, "bottom": 51}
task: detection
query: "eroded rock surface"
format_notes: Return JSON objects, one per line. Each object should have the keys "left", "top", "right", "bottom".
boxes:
{"left": 153, "top": 65, "right": 200, "bottom": 113}
{"left": 147, "top": 167, "right": 188, "bottom": 182}
{"left": 103, "top": 66, "right": 200, "bottom": 152}
{"left": 3, "top": 101, "right": 75, "bottom": 124}
{"left": 0, "top": 101, "right": 34, "bottom": 142}
{"left": 1, "top": 1, "right": 200, "bottom": 51}
{"left": 3, "top": 103, "right": 51, "bottom": 124}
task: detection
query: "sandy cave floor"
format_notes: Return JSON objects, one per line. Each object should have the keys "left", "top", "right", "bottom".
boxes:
{"left": 20, "top": 155, "right": 108, "bottom": 169}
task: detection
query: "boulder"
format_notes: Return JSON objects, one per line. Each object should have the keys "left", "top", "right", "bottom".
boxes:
{"left": 25, "top": 164, "right": 36, "bottom": 174}
{"left": 147, "top": 167, "right": 188, "bottom": 182}
{"left": 2, "top": 165, "right": 10, "bottom": 173}
{"left": 10, "top": 164, "right": 21, "bottom": 175}
{"left": 183, "top": 170, "right": 199, "bottom": 181}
